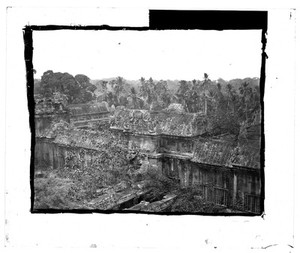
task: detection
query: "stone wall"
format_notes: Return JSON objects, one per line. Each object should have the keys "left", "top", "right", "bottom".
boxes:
{"left": 112, "top": 128, "right": 262, "bottom": 213}
{"left": 35, "top": 126, "right": 262, "bottom": 213}
{"left": 162, "top": 158, "right": 262, "bottom": 213}
{"left": 70, "top": 111, "right": 110, "bottom": 125}
{"left": 35, "top": 113, "right": 69, "bottom": 136}
{"left": 35, "top": 137, "right": 98, "bottom": 171}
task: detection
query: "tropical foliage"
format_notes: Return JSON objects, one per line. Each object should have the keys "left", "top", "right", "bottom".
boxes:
{"left": 36, "top": 71, "right": 97, "bottom": 104}
{"left": 33, "top": 71, "right": 261, "bottom": 211}
{"left": 34, "top": 71, "right": 260, "bottom": 138}
{"left": 34, "top": 125, "right": 143, "bottom": 209}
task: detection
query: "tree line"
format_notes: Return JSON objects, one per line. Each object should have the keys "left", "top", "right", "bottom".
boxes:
{"left": 34, "top": 70, "right": 97, "bottom": 104}
{"left": 35, "top": 70, "right": 261, "bottom": 137}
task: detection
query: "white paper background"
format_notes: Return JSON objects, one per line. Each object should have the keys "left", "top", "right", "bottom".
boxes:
{"left": 1, "top": 2, "right": 298, "bottom": 252}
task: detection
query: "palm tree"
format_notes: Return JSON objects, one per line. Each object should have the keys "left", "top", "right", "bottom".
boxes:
{"left": 204, "top": 73, "right": 209, "bottom": 82}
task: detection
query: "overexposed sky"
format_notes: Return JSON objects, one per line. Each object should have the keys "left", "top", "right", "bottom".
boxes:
{"left": 33, "top": 29, "right": 262, "bottom": 81}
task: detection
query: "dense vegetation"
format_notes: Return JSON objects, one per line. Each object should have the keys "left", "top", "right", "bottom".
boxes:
{"left": 34, "top": 125, "right": 143, "bottom": 209}
{"left": 35, "top": 71, "right": 97, "bottom": 104}
{"left": 34, "top": 71, "right": 261, "bottom": 211}
{"left": 35, "top": 71, "right": 260, "bottom": 138}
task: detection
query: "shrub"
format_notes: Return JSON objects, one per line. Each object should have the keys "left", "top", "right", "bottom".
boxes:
{"left": 34, "top": 172, "right": 80, "bottom": 209}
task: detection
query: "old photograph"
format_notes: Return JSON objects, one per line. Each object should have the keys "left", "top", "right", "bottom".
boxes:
{"left": 31, "top": 29, "right": 263, "bottom": 214}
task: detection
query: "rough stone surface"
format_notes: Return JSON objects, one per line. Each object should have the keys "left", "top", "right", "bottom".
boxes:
{"left": 111, "top": 108, "right": 208, "bottom": 136}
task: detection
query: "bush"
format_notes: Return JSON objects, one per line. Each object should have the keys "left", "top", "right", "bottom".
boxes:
{"left": 143, "top": 166, "right": 179, "bottom": 196}
{"left": 170, "top": 186, "right": 226, "bottom": 213}
{"left": 34, "top": 172, "right": 80, "bottom": 209}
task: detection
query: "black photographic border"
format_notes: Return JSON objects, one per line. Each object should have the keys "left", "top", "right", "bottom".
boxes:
{"left": 24, "top": 10, "right": 267, "bottom": 216}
